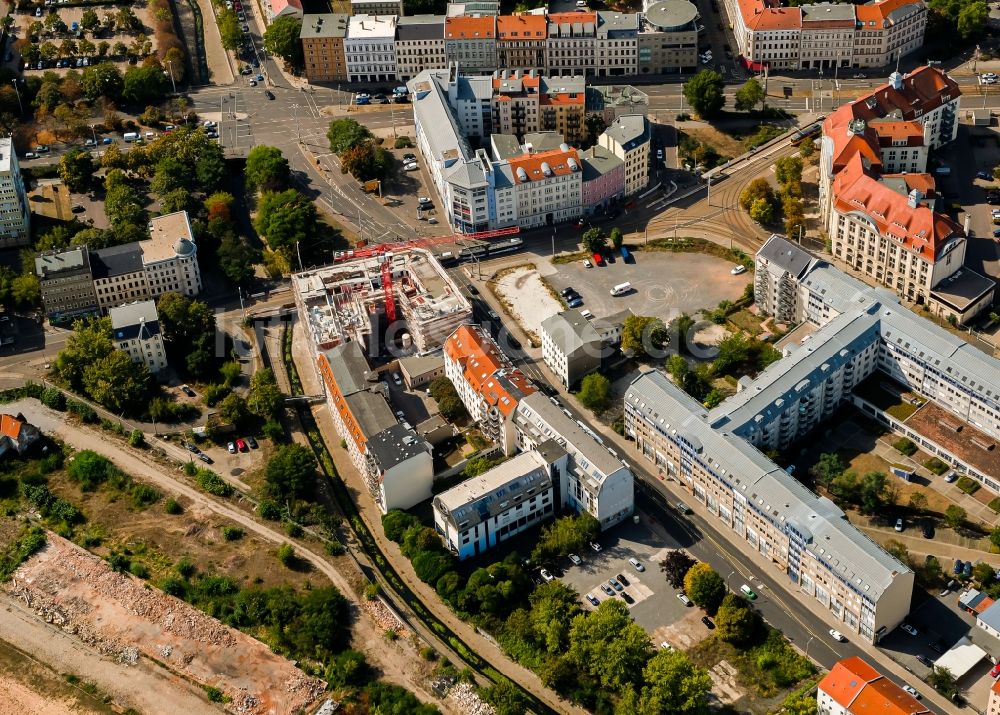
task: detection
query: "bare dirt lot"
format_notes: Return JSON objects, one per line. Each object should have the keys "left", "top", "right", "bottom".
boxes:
{"left": 0, "top": 636, "right": 116, "bottom": 715}
{"left": 489, "top": 264, "right": 564, "bottom": 343}
{"left": 7, "top": 534, "right": 325, "bottom": 714}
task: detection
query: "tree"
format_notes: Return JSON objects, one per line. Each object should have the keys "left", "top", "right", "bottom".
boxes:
{"left": 974, "top": 562, "right": 996, "bottom": 588}
{"left": 265, "top": 444, "right": 316, "bottom": 501}
{"left": 327, "top": 118, "right": 374, "bottom": 154}
{"left": 57, "top": 147, "right": 95, "bottom": 193}
{"left": 245, "top": 145, "right": 290, "bottom": 192}
{"left": 531, "top": 513, "right": 600, "bottom": 563}
{"left": 529, "top": 582, "right": 582, "bottom": 655}
{"left": 781, "top": 692, "right": 818, "bottom": 715}
{"left": 248, "top": 368, "right": 283, "bottom": 419}
{"left": 217, "top": 9, "right": 242, "bottom": 50}
{"left": 715, "top": 593, "right": 759, "bottom": 646}
{"left": 205, "top": 192, "right": 235, "bottom": 222}
{"left": 156, "top": 293, "right": 217, "bottom": 378}
{"left": 957, "top": 1, "right": 989, "bottom": 38}
{"left": 809, "top": 452, "right": 845, "bottom": 488}
{"left": 682, "top": 70, "right": 726, "bottom": 119}
{"left": 908, "top": 491, "right": 928, "bottom": 514}
{"left": 151, "top": 156, "right": 190, "bottom": 196}
{"left": 749, "top": 196, "right": 775, "bottom": 224}
{"left": 55, "top": 317, "right": 114, "bottom": 391}
{"left": 610, "top": 227, "right": 623, "bottom": 249}
{"left": 11, "top": 275, "right": 40, "bottom": 309}
{"left": 799, "top": 136, "right": 815, "bottom": 158}
{"left": 263, "top": 16, "right": 303, "bottom": 66}
{"left": 104, "top": 182, "right": 147, "bottom": 230}
{"left": 775, "top": 156, "right": 803, "bottom": 187}
{"left": 80, "top": 9, "right": 100, "bottom": 31}
{"left": 944, "top": 504, "right": 967, "bottom": 529}
{"left": 341, "top": 140, "right": 393, "bottom": 182}
{"left": 218, "top": 233, "right": 260, "bottom": 284}
{"left": 928, "top": 665, "right": 958, "bottom": 699}
{"left": 858, "top": 471, "right": 889, "bottom": 514}
{"left": 734, "top": 78, "right": 765, "bottom": 112}
{"left": 83, "top": 349, "right": 151, "bottom": 415}
{"left": 660, "top": 550, "right": 696, "bottom": 589}
{"left": 577, "top": 372, "right": 610, "bottom": 413}
{"left": 739, "top": 178, "right": 774, "bottom": 211}
{"left": 325, "top": 649, "right": 369, "bottom": 689}
{"left": 621, "top": 315, "right": 668, "bottom": 360}
{"left": 254, "top": 189, "right": 319, "bottom": 256}
{"left": 783, "top": 195, "right": 806, "bottom": 239}
{"left": 122, "top": 65, "right": 169, "bottom": 105}
{"left": 683, "top": 562, "right": 725, "bottom": 614}
{"left": 218, "top": 392, "right": 249, "bottom": 425}
{"left": 581, "top": 227, "right": 606, "bottom": 254}
{"left": 991, "top": 526, "right": 1000, "bottom": 550}
{"left": 567, "top": 599, "right": 652, "bottom": 695}
{"left": 711, "top": 333, "right": 750, "bottom": 376}
{"left": 584, "top": 113, "right": 606, "bottom": 145}
{"left": 632, "top": 649, "right": 712, "bottom": 715}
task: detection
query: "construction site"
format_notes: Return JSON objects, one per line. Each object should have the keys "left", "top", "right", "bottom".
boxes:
{"left": 292, "top": 233, "right": 517, "bottom": 357}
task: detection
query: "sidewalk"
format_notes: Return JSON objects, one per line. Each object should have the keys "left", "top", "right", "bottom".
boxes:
{"left": 288, "top": 320, "right": 588, "bottom": 715}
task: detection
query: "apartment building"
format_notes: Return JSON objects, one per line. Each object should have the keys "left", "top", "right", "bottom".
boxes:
{"left": 545, "top": 12, "right": 597, "bottom": 76}
{"left": 817, "top": 657, "right": 932, "bottom": 715}
{"left": 580, "top": 144, "right": 625, "bottom": 214}
{"left": 596, "top": 11, "right": 639, "bottom": 76}
{"left": 433, "top": 447, "right": 562, "bottom": 559}
{"left": 90, "top": 243, "right": 149, "bottom": 311}
{"left": 729, "top": 0, "right": 926, "bottom": 71}
{"left": 989, "top": 677, "right": 1000, "bottom": 715}
{"left": 515, "top": 391, "right": 634, "bottom": 528}
{"left": 346, "top": 14, "right": 397, "bottom": 82}
{"left": 0, "top": 138, "right": 29, "bottom": 248}
{"left": 141, "top": 211, "right": 202, "bottom": 299}
{"left": 496, "top": 13, "right": 547, "bottom": 72}
{"left": 638, "top": 0, "right": 698, "bottom": 74}
{"left": 599, "top": 113, "right": 650, "bottom": 196}
{"left": 625, "top": 369, "right": 914, "bottom": 642}
{"left": 109, "top": 300, "right": 167, "bottom": 374}
{"left": 443, "top": 324, "right": 536, "bottom": 453}
{"left": 350, "top": 0, "right": 403, "bottom": 15}
{"left": 35, "top": 246, "right": 99, "bottom": 323}
{"left": 301, "top": 14, "right": 349, "bottom": 83}
{"left": 540, "top": 308, "right": 601, "bottom": 387}
{"left": 395, "top": 15, "right": 446, "bottom": 81}
{"left": 508, "top": 147, "right": 583, "bottom": 228}
{"left": 316, "top": 341, "right": 433, "bottom": 512}
{"left": 444, "top": 15, "right": 497, "bottom": 74}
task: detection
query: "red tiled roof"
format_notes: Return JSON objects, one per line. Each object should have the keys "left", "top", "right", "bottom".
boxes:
{"left": 497, "top": 14, "right": 546, "bottom": 39}
{"left": 819, "top": 657, "right": 932, "bottom": 715}
{"left": 0, "top": 414, "right": 23, "bottom": 440}
{"left": 445, "top": 15, "right": 496, "bottom": 39}
{"left": 832, "top": 154, "right": 961, "bottom": 259}
{"left": 856, "top": 0, "right": 921, "bottom": 25}
{"left": 738, "top": 0, "right": 801, "bottom": 31}
{"left": 872, "top": 120, "right": 924, "bottom": 147}
{"left": 444, "top": 324, "right": 506, "bottom": 394}
{"left": 844, "top": 66, "right": 960, "bottom": 125}
{"left": 508, "top": 148, "right": 581, "bottom": 184}
{"left": 819, "top": 657, "right": 881, "bottom": 708}
{"left": 547, "top": 11, "right": 597, "bottom": 24}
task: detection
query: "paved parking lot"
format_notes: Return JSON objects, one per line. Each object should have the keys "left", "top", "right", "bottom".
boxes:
{"left": 547, "top": 252, "right": 750, "bottom": 325}
{"left": 557, "top": 518, "right": 695, "bottom": 638}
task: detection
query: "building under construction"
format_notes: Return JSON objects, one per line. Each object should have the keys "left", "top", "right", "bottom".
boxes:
{"left": 292, "top": 246, "right": 473, "bottom": 356}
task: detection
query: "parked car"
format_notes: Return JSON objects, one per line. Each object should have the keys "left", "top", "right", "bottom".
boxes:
{"left": 916, "top": 654, "right": 933, "bottom": 667}
{"left": 740, "top": 584, "right": 757, "bottom": 600}
{"left": 901, "top": 623, "right": 918, "bottom": 636}
{"left": 901, "top": 685, "right": 920, "bottom": 699}
{"left": 731, "top": 265, "right": 747, "bottom": 275}
{"left": 829, "top": 629, "right": 846, "bottom": 642}
{"left": 227, "top": 441, "right": 237, "bottom": 454}
{"left": 954, "top": 559, "right": 964, "bottom": 574}
{"left": 236, "top": 438, "right": 247, "bottom": 451}
{"left": 895, "top": 518, "right": 904, "bottom": 532}
{"left": 677, "top": 593, "right": 692, "bottom": 606}
{"left": 265, "top": 90, "right": 275, "bottom": 100}
{"left": 246, "top": 436, "right": 258, "bottom": 449}
{"left": 589, "top": 541, "right": 602, "bottom": 552}
{"left": 621, "top": 592, "right": 634, "bottom": 604}
{"left": 181, "top": 384, "right": 196, "bottom": 397}
{"left": 629, "top": 557, "right": 645, "bottom": 572}
{"left": 540, "top": 569, "right": 554, "bottom": 582}
{"left": 701, "top": 616, "right": 715, "bottom": 629}
{"left": 561, "top": 286, "right": 576, "bottom": 297}
{"left": 929, "top": 639, "right": 946, "bottom": 654}
{"left": 609, "top": 578, "right": 623, "bottom": 592}
{"left": 198, "top": 453, "right": 213, "bottom": 464}
{"left": 616, "top": 573, "right": 630, "bottom": 587}
{"left": 964, "top": 561, "right": 973, "bottom": 577}
{"left": 944, "top": 471, "right": 958, "bottom": 483}
{"left": 601, "top": 583, "right": 615, "bottom": 596}
{"left": 586, "top": 593, "right": 599, "bottom": 606}
{"left": 990, "top": 663, "right": 1000, "bottom": 679}
{"left": 978, "top": 170, "right": 993, "bottom": 181}
{"left": 567, "top": 297, "right": 583, "bottom": 308}
{"left": 568, "top": 553, "right": 582, "bottom": 565}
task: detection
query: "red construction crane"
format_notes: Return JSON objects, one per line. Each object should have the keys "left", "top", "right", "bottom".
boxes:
{"left": 381, "top": 255, "right": 397, "bottom": 323}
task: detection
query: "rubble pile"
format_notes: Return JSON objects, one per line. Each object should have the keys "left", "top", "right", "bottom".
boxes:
{"left": 5, "top": 535, "right": 326, "bottom": 714}
{"left": 362, "top": 597, "right": 411, "bottom": 638}
{"left": 446, "top": 682, "right": 495, "bottom": 715}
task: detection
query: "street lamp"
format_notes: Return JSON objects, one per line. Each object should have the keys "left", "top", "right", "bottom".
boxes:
{"left": 10, "top": 79, "right": 22, "bottom": 115}
{"left": 165, "top": 59, "right": 176, "bottom": 94}
{"left": 90, "top": 124, "right": 97, "bottom": 144}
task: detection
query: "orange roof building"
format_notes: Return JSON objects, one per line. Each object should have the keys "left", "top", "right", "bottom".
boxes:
{"left": 988, "top": 676, "right": 1000, "bottom": 715}
{"left": 818, "top": 657, "right": 933, "bottom": 715}
{"left": 444, "top": 16, "right": 497, "bottom": 72}
{"left": 0, "top": 413, "right": 40, "bottom": 458}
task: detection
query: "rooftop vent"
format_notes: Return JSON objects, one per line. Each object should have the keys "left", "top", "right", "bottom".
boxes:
{"left": 971, "top": 437, "right": 995, "bottom": 452}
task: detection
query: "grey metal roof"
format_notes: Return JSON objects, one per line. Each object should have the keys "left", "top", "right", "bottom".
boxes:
{"left": 799, "top": 262, "right": 884, "bottom": 314}
{"left": 35, "top": 246, "right": 91, "bottom": 278}
{"left": 323, "top": 341, "right": 376, "bottom": 396}
{"left": 710, "top": 306, "right": 882, "bottom": 431}
{"left": 455, "top": 75, "right": 493, "bottom": 102}
{"left": 367, "top": 423, "right": 430, "bottom": 471}
{"left": 643, "top": 0, "right": 698, "bottom": 31}
{"left": 300, "top": 13, "right": 349, "bottom": 39}
{"left": 597, "top": 10, "right": 640, "bottom": 32}
{"left": 757, "top": 234, "right": 816, "bottom": 280}
{"left": 446, "top": 160, "right": 487, "bottom": 189}
{"left": 605, "top": 114, "right": 649, "bottom": 152}
{"left": 109, "top": 300, "right": 160, "bottom": 341}
{"left": 522, "top": 131, "right": 566, "bottom": 153}
{"left": 344, "top": 390, "right": 397, "bottom": 439}
{"left": 800, "top": 2, "right": 856, "bottom": 21}
{"left": 581, "top": 145, "right": 624, "bottom": 181}
{"left": 91, "top": 243, "right": 143, "bottom": 279}
{"left": 539, "top": 75, "right": 585, "bottom": 97}
{"left": 434, "top": 447, "right": 557, "bottom": 530}
{"left": 541, "top": 309, "right": 601, "bottom": 356}
{"left": 626, "top": 371, "right": 910, "bottom": 601}
{"left": 978, "top": 600, "right": 1000, "bottom": 633}
{"left": 398, "top": 353, "right": 444, "bottom": 377}
{"left": 491, "top": 134, "right": 522, "bottom": 161}
{"left": 515, "top": 392, "right": 627, "bottom": 485}
{"left": 929, "top": 268, "right": 996, "bottom": 312}
{"left": 397, "top": 17, "right": 444, "bottom": 40}
{"left": 409, "top": 69, "right": 474, "bottom": 166}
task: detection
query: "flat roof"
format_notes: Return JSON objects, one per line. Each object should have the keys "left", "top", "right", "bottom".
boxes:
{"left": 644, "top": 0, "right": 698, "bottom": 31}
{"left": 35, "top": 246, "right": 90, "bottom": 277}
{"left": 300, "top": 13, "right": 349, "bottom": 39}
{"left": 904, "top": 401, "right": 1000, "bottom": 485}
{"left": 0, "top": 137, "right": 14, "bottom": 173}
{"left": 929, "top": 268, "right": 995, "bottom": 313}
{"left": 540, "top": 309, "right": 601, "bottom": 355}
{"left": 932, "top": 636, "right": 986, "bottom": 681}
{"left": 347, "top": 14, "right": 397, "bottom": 39}
{"left": 142, "top": 211, "right": 194, "bottom": 263}
{"left": 367, "top": 423, "right": 429, "bottom": 471}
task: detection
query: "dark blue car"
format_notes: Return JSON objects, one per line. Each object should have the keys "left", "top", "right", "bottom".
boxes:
{"left": 954, "top": 559, "right": 964, "bottom": 575}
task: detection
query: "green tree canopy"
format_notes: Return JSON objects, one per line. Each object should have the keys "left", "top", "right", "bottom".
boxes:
{"left": 775, "top": 156, "right": 803, "bottom": 187}
{"left": 81, "top": 62, "right": 124, "bottom": 101}
{"left": 248, "top": 368, "right": 283, "bottom": 419}
{"left": 577, "top": 372, "right": 610, "bottom": 412}
{"left": 621, "top": 315, "right": 669, "bottom": 360}
{"left": 58, "top": 148, "right": 95, "bottom": 193}
{"left": 218, "top": 9, "right": 242, "bottom": 50}
{"left": 265, "top": 443, "right": 317, "bottom": 502}
{"left": 341, "top": 140, "right": 393, "bottom": 182}
{"left": 83, "top": 349, "right": 151, "bottom": 415}
{"left": 156, "top": 293, "right": 217, "bottom": 378}
{"left": 263, "top": 16, "right": 303, "bottom": 66}
{"left": 55, "top": 316, "right": 114, "bottom": 391}
{"left": 582, "top": 227, "right": 606, "bottom": 254}
{"left": 568, "top": 599, "right": 652, "bottom": 696}
{"left": 734, "top": 78, "right": 765, "bottom": 112}
{"left": 660, "top": 550, "right": 696, "bottom": 589}
{"left": 610, "top": 227, "right": 624, "bottom": 249}
{"left": 218, "top": 233, "right": 260, "bottom": 285}
{"left": 944, "top": 504, "right": 967, "bottom": 529}
{"left": 683, "top": 562, "right": 726, "bottom": 614}
{"left": 683, "top": 70, "right": 726, "bottom": 119}
{"left": 254, "top": 189, "right": 319, "bottom": 256}
{"left": 245, "top": 145, "right": 291, "bottom": 192}
{"left": 531, "top": 513, "right": 600, "bottom": 563}
{"left": 749, "top": 196, "right": 775, "bottom": 224}
{"left": 809, "top": 452, "right": 845, "bottom": 487}
{"left": 529, "top": 581, "right": 582, "bottom": 655}
{"left": 739, "top": 177, "right": 775, "bottom": 211}
{"left": 715, "top": 593, "right": 760, "bottom": 646}
{"left": 630, "top": 649, "right": 712, "bottom": 715}
{"left": 327, "top": 118, "right": 374, "bottom": 154}
{"left": 122, "top": 64, "right": 169, "bottom": 105}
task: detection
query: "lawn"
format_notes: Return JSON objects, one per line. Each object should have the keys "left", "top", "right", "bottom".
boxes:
{"left": 727, "top": 309, "right": 764, "bottom": 336}
{"left": 852, "top": 379, "right": 921, "bottom": 421}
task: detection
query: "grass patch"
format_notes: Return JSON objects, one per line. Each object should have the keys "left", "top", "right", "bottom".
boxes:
{"left": 688, "top": 628, "right": 815, "bottom": 698}
{"left": 644, "top": 236, "right": 753, "bottom": 271}
{"left": 989, "top": 497, "right": 1000, "bottom": 514}
{"left": 727, "top": 309, "right": 763, "bottom": 336}
{"left": 886, "top": 402, "right": 919, "bottom": 421}
{"left": 893, "top": 437, "right": 917, "bottom": 456}
{"left": 924, "top": 457, "right": 949, "bottom": 476}
{"left": 852, "top": 379, "right": 921, "bottom": 421}
{"left": 957, "top": 477, "right": 980, "bottom": 495}
{"left": 551, "top": 250, "right": 590, "bottom": 265}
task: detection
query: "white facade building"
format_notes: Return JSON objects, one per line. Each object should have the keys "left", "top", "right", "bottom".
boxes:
{"left": 540, "top": 309, "right": 601, "bottom": 387}
{"left": 0, "top": 138, "right": 30, "bottom": 248}
{"left": 599, "top": 114, "right": 650, "bottom": 196}
{"left": 141, "top": 211, "right": 202, "bottom": 299}
{"left": 346, "top": 14, "right": 398, "bottom": 82}
{"left": 109, "top": 300, "right": 167, "bottom": 373}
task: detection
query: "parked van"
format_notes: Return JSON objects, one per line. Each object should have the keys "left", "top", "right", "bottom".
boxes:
{"left": 579, "top": 309, "right": 593, "bottom": 319}
{"left": 144, "top": 131, "right": 155, "bottom": 140}
{"left": 123, "top": 132, "right": 139, "bottom": 142}
{"left": 610, "top": 282, "right": 631, "bottom": 296}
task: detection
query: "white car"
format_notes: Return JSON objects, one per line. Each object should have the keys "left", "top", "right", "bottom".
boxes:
{"left": 677, "top": 593, "right": 692, "bottom": 606}
{"left": 902, "top": 685, "right": 921, "bottom": 699}
{"left": 901, "top": 623, "right": 918, "bottom": 636}
{"left": 583, "top": 259, "right": 592, "bottom": 268}
{"left": 659, "top": 641, "right": 674, "bottom": 651}
{"left": 589, "top": 541, "right": 602, "bottom": 552}
{"left": 568, "top": 553, "right": 582, "bottom": 565}
{"left": 829, "top": 629, "right": 846, "bottom": 642}
{"left": 404, "top": 163, "right": 419, "bottom": 171}
{"left": 540, "top": 569, "right": 554, "bottom": 582}
{"left": 731, "top": 265, "right": 747, "bottom": 275}
{"left": 895, "top": 518, "right": 904, "bottom": 532}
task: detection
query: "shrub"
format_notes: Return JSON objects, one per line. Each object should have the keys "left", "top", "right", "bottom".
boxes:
{"left": 196, "top": 469, "right": 233, "bottom": 497}
{"left": 129, "top": 562, "right": 150, "bottom": 579}
{"left": 276, "top": 542, "right": 296, "bottom": 567}
{"left": 325, "top": 539, "right": 345, "bottom": 556}
{"left": 221, "top": 526, "right": 244, "bottom": 541}
{"left": 66, "top": 399, "right": 97, "bottom": 422}
{"left": 957, "top": 476, "right": 980, "bottom": 495}
{"left": 286, "top": 522, "right": 303, "bottom": 538}
{"left": 924, "top": 457, "right": 949, "bottom": 476}
{"left": 262, "top": 419, "right": 284, "bottom": 442}
{"left": 67, "top": 450, "right": 118, "bottom": 491}
{"left": 40, "top": 387, "right": 67, "bottom": 410}
{"left": 258, "top": 500, "right": 282, "bottom": 520}
{"left": 128, "top": 429, "right": 145, "bottom": 448}
{"left": 130, "top": 483, "right": 160, "bottom": 507}
{"left": 164, "top": 498, "right": 183, "bottom": 515}
{"left": 393, "top": 136, "right": 413, "bottom": 149}
{"left": 364, "top": 582, "right": 382, "bottom": 600}
{"left": 176, "top": 558, "right": 196, "bottom": 579}
{"left": 203, "top": 686, "right": 228, "bottom": 703}
{"left": 893, "top": 437, "right": 917, "bottom": 456}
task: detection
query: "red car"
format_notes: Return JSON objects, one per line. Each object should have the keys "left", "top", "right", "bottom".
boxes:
{"left": 236, "top": 438, "right": 247, "bottom": 452}
{"left": 592, "top": 252, "right": 604, "bottom": 267}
